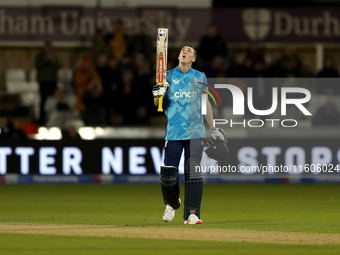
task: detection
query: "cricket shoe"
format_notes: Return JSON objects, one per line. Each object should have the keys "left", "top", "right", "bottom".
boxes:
{"left": 184, "top": 214, "right": 203, "bottom": 225}
{"left": 163, "top": 199, "right": 181, "bottom": 222}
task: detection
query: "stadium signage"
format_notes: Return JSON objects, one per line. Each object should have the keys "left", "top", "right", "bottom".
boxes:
{"left": 238, "top": 9, "right": 340, "bottom": 41}
{"left": 0, "top": 139, "right": 339, "bottom": 176}
{"left": 1, "top": 7, "right": 340, "bottom": 43}
{"left": 273, "top": 11, "right": 340, "bottom": 37}
{"left": 0, "top": 8, "right": 194, "bottom": 42}
{"left": 0, "top": 146, "right": 163, "bottom": 175}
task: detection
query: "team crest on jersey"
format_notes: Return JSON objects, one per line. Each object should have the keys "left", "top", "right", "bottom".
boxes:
{"left": 173, "top": 79, "right": 180, "bottom": 84}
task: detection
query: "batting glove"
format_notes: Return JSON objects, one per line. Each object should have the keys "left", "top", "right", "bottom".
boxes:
{"left": 152, "top": 82, "right": 169, "bottom": 98}
{"left": 209, "top": 127, "right": 227, "bottom": 143}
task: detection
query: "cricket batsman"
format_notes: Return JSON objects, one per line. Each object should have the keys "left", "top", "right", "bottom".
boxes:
{"left": 152, "top": 45, "right": 226, "bottom": 224}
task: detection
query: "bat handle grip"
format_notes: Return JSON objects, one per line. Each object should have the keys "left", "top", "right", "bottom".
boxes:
{"left": 158, "top": 96, "right": 163, "bottom": 112}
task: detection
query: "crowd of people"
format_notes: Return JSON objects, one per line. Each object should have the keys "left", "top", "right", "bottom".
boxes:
{"left": 36, "top": 21, "right": 156, "bottom": 129}
{"left": 32, "top": 22, "right": 340, "bottom": 130}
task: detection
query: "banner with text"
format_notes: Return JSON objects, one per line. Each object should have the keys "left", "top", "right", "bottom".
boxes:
{"left": 1, "top": 7, "right": 340, "bottom": 43}
{"left": 0, "top": 139, "right": 339, "bottom": 181}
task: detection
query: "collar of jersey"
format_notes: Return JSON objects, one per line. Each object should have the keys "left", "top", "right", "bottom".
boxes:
{"left": 175, "top": 66, "right": 192, "bottom": 74}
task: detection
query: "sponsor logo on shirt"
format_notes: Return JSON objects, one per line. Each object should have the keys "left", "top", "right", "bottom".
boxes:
{"left": 174, "top": 89, "right": 198, "bottom": 98}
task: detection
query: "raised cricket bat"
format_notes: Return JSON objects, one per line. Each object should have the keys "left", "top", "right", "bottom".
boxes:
{"left": 156, "top": 28, "right": 168, "bottom": 112}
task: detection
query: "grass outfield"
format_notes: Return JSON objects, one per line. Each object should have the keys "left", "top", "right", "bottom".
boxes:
{"left": 1, "top": 234, "right": 340, "bottom": 255}
{"left": 0, "top": 183, "right": 340, "bottom": 254}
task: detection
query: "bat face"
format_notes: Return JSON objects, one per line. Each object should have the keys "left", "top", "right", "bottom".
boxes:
{"left": 158, "top": 29, "right": 167, "bottom": 36}
{"left": 156, "top": 28, "right": 168, "bottom": 112}
{"left": 156, "top": 28, "right": 168, "bottom": 85}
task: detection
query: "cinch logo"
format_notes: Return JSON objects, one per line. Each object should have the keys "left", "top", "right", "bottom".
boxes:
{"left": 175, "top": 89, "right": 197, "bottom": 98}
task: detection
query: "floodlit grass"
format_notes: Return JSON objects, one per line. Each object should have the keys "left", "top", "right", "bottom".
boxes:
{"left": 1, "top": 234, "right": 340, "bottom": 255}
{"left": 0, "top": 183, "right": 339, "bottom": 254}
{"left": 1, "top": 184, "right": 339, "bottom": 232}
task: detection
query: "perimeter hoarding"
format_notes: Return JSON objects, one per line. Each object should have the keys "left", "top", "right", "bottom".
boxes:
{"left": 0, "top": 138, "right": 339, "bottom": 180}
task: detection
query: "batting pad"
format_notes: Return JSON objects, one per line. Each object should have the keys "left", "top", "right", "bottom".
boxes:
{"left": 160, "top": 166, "right": 181, "bottom": 209}
{"left": 184, "top": 157, "right": 203, "bottom": 220}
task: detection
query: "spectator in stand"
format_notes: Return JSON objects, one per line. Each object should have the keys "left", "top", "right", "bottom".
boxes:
{"left": 62, "top": 123, "right": 82, "bottom": 140}
{"left": 74, "top": 56, "right": 101, "bottom": 120}
{"left": 317, "top": 56, "right": 339, "bottom": 78}
{"left": 121, "top": 54, "right": 134, "bottom": 70}
{"left": 245, "top": 41, "right": 265, "bottom": 66}
{"left": 95, "top": 54, "right": 111, "bottom": 93}
{"left": 312, "top": 99, "right": 340, "bottom": 126}
{"left": 91, "top": 28, "right": 109, "bottom": 60}
{"left": 298, "top": 58, "right": 315, "bottom": 78}
{"left": 129, "top": 22, "right": 153, "bottom": 62}
{"left": 105, "top": 19, "right": 130, "bottom": 59}
{"left": 317, "top": 55, "right": 340, "bottom": 95}
{"left": 298, "top": 57, "right": 316, "bottom": 92}
{"left": 278, "top": 57, "right": 300, "bottom": 77}
{"left": 200, "top": 56, "right": 225, "bottom": 78}
{"left": 82, "top": 80, "right": 109, "bottom": 126}
{"left": 44, "top": 88, "right": 77, "bottom": 128}
{"left": 120, "top": 71, "right": 135, "bottom": 124}
{"left": 253, "top": 60, "right": 267, "bottom": 77}
{"left": 131, "top": 54, "right": 153, "bottom": 123}
{"left": 62, "top": 126, "right": 82, "bottom": 139}
{"left": 274, "top": 45, "right": 302, "bottom": 77}
{"left": 107, "top": 56, "right": 122, "bottom": 96}
{"left": 106, "top": 57, "right": 123, "bottom": 126}
{"left": 0, "top": 118, "right": 26, "bottom": 139}
{"left": 236, "top": 57, "right": 257, "bottom": 77}
{"left": 251, "top": 61, "right": 272, "bottom": 114}
{"left": 35, "top": 40, "right": 61, "bottom": 125}
{"left": 198, "top": 24, "right": 227, "bottom": 63}
{"left": 114, "top": 70, "right": 147, "bottom": 125}
{"left": 131, "top": 54, "right": 150, "bottom": 78}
